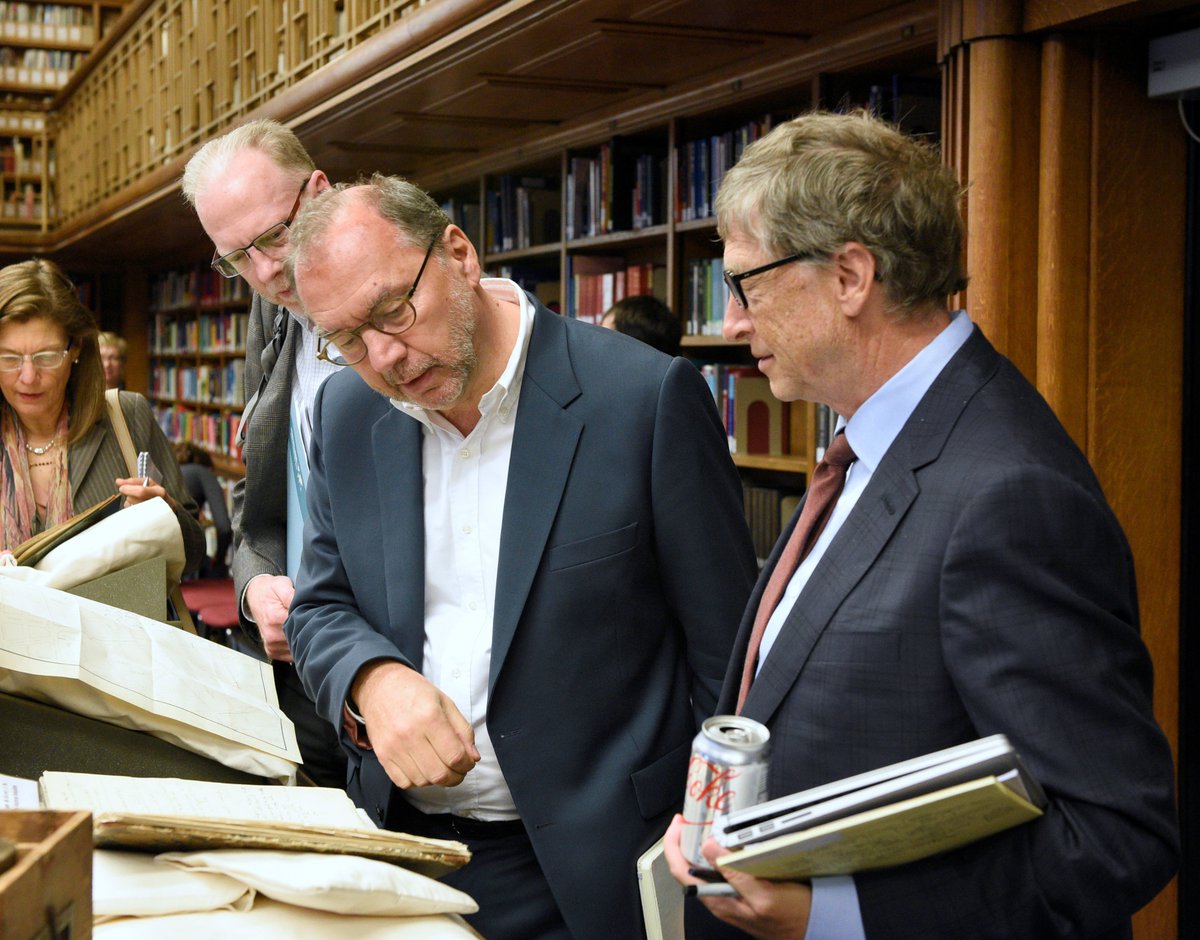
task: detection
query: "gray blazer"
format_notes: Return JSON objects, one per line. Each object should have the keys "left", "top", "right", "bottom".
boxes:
{"left": 287, "top": 300, "right": 758, "bottom": 940}
{"left": 69, "top": 390, "right": 205, "bottom": 576}
{"left": 230, "top": 293, "right": 296, "bottom": 628}
{"left": 726, "top": 327, "right": 1178, "bottom": 939}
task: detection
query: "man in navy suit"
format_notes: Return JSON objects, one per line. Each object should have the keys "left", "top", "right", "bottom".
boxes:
{"left": 663, "top": 111, "right": 1178, "bottom": 938}
{"left": 283, "top": 174, "right": 758, "bottom": 939}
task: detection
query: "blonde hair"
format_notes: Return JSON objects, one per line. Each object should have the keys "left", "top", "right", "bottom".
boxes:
{"left": 181, "top": 118, "right": 314, "bottom": 207}
{"left": 98, "top": 331, "right": 127, "bottom": 356}
{"left": 0, "top": 258, "right": 105, "bottom": 442}
{"left": 716, "top": 110, "right": 968, "bottom": 313}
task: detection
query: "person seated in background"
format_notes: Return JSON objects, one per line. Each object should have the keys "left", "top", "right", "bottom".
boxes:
{"left": 173, "top": 441, "right": 233, "bottom": 578}
{"left": 600, "top": 294, "right": 682, "bottom": 356}
{"left": 98, "top": 331, "right": 127, "bottom": 390}
{"left": 0, "top": 258, "right": 205, "bottom": 575}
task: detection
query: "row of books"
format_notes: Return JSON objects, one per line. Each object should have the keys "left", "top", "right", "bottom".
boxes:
{"left": 0, "top": 6, "right": 95, "bottom": 46}
{"left": 150, "top": 361, "right": 246, "bottom": 407}
{"left": 743, "top": 483, "right": 802, "bottom": 565}
{"left": 153, "top": 404, "right": 242, "bottom": 458}
{"left": 684, "top": 256, "right": 730, "bottom": 337}
{"left": 695, "top": 363, "right": 801, "bottom": 462}
{"left": 150, "top": 311, "right": 249, "bottom": 355}
{"left": 564, "top": 139, "right": 668, "bottom": 240}
{"left": 0, "top": 46, "right": 82, "bottom": 84}
{"left": 440, "top": 195, "right": 481, "bottom": 244}
{"left": 565, "top": 256, "right": 665, "bottom": 324}
{"left": 150, "top": 268, "right": 249, "bottom": 312}
{"left": 0, "top": 182, "right": 46, "bottom": 219}
{"left": 675, "top": 116, "right": 773, "bottom": 223}
{"left": 0, "top": 110, "right": 45, "bottom": 134}
{"left": 1, "top": 136, "right": 46, "bottom": 175}
{"left": 484, "top": 174, "right": 559, "bottom": 253}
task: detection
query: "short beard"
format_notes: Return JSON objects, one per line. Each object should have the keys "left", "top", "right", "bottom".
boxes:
{"left": 383, "top": 279, "right": 478, "bottom": 410}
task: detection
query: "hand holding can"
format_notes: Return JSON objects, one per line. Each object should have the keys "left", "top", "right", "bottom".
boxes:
{"left": 681, "top": 715, "right": 770, "bottom": 868}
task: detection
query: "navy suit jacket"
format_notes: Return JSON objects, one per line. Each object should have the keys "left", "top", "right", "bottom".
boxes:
{"left": 288, "top": 300, "right": 758, "bottom": 939}
{"left": 724, "top": 327, "right": 1178, "bottom": 939}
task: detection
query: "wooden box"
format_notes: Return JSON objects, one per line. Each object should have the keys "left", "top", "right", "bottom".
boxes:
{"left": 0, "top": 810, "right": 92, "bottom": 940}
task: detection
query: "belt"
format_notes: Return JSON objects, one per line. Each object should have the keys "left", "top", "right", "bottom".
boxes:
{"left": 427, "top": 813, "right": 526, "bottom": 840}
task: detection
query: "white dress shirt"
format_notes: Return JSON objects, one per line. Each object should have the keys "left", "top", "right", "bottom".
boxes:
{"left": 392, "top": 278, "right": 533, "bottom": 821}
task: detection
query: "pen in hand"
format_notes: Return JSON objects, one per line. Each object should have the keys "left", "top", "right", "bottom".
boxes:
{"left": 136, "top": 451, "right": 149, "bottom": 487}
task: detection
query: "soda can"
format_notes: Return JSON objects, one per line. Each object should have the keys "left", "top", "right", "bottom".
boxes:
{"left": 681, "top": 715, "right": 770, "bottom": 867}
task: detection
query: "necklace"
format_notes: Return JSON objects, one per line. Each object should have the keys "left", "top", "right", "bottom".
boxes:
{"left": 24, "top": 437, "right": 58, "bottom": 456}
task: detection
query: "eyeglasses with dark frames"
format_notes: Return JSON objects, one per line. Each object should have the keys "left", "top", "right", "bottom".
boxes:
{"left": 723, "top": 251, "right": 823, "bottom": 309}
{"left": 211, "top": 178, "right": 308, "bottom": 278}
{"left": 316, "top": 235, "right": 440, "bottom": 367}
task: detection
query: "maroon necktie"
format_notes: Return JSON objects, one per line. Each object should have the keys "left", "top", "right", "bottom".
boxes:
{"left": 736, "top": 432, "right": 857, "bottom": 713}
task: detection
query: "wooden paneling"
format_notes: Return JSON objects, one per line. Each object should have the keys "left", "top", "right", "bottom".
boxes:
{"left": 1086, "top": 55, "right": 1185, "bottom": 940}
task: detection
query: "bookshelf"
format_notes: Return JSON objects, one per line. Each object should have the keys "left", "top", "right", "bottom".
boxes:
{"left": 0, "top": 1, "right": 126, "bottom": 231}
{"left": 147, "top": 266, "right": 249, "bottom": 480}
{"left": 446, "top": 76, "right": 939, "bottom": 493}
{"left": 0, "top": 105, "right": 51, "bottom": 227}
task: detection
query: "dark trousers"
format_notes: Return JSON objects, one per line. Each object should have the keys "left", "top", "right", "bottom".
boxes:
{"left": 396, "top": 807, "right": 572, "bottom": 940}
{"left": 275, "top": 661, "right": 347, "bottom": 789}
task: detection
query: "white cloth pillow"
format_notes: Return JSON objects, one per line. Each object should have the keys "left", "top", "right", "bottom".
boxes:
{"left": 159, "top": 849, "right": 478, "bottom": 917}
{"left": 93, "top": 849, "right": 251, "bottom": 921}
{"left": 94, "top": 898, "right": 482, "bottom": 939}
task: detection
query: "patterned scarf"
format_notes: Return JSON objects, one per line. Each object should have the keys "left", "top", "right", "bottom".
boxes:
{"left": 1, "top": 408, "right": 72, "bottom": 551}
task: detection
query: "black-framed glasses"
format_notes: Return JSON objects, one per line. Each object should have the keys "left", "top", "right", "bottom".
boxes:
{"left": 316, "top": 235, "right": 440, "bottom": 367}
{"left": 211, "top": 178, "right": 308, "bottom": 278}
{"left": 723, "top": 250, "right": 822, "bottom": 309}
{"left": 0, "top": 340, "right": 72, "bottom": 372}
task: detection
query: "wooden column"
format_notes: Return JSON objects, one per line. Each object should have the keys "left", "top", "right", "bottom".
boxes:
{"left": 963, "top": 33, "right": 1041, "bottom": 374}
{"left": 1036, "top": 35, "right": 1092, "bottom": 449}
{"left": 120, "top": 267, "right": 149, "bottom": 396}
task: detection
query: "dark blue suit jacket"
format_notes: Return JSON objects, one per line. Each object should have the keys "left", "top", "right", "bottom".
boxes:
{"left": 725, "top": 327, "right": 1178, "bottom": 939}
{"left": 288, "top": 300, "right": 758, "bottom": 939}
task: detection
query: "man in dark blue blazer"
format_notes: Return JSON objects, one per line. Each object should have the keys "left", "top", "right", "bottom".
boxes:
{"left": 283, "top": 174, "right": 758, "bottom": 939}
{"left": 663, "top": 111, "right": 1179, "bottom": 939}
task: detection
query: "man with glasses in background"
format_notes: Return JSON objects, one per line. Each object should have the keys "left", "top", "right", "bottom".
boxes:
{"left": 281, "top": 174, "right": 758, "bottom": 940}
{"left": 180, "top": 120, "right": 345, "bottom": 789}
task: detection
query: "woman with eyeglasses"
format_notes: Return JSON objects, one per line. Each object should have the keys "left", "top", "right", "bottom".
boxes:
{"left": 0, "top": 258, "right": 204, "bottom": 573}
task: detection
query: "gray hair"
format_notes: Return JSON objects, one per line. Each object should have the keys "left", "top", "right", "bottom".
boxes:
{"left": 181, "top": 119, "right": 314, "bottom": 207}
{"left": 286, "top": 173, "right": 450, "bottom": 278}
{"left": 716, "top": 110, "right": 968, "bottom": 312}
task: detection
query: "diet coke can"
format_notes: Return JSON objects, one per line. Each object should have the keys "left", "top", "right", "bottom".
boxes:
{"left": 681, "top": 715, "right": 770, "bottom": 867}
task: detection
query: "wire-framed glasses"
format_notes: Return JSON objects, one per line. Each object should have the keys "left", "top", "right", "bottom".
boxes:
{"left": 316, "top": 235, "right": 440, "bottom": 367}
{"left": 210, "top": 179, "right": 308, "bottom": 278}
{"left": 0, "top": 344, "right": 72, "bottom": 372}
{"left": 723, "top": 250, "right": 823, "bottom": 309}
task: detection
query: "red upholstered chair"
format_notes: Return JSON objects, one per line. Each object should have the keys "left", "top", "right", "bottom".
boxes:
{"left": 179, "top": 577, "right": 236, "bottom": 643}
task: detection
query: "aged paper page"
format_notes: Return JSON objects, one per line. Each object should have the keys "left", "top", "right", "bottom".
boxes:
{"left": 0, "top": 579, "right": 299, "bottom": 781}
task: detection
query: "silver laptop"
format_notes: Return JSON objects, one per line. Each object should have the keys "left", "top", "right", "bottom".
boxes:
{"left": 712, "top": 734, "right": 1046, "bottom": 849}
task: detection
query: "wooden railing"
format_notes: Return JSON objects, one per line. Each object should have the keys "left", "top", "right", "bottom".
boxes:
{"left": 50, "top": 0, "right": 438, "bottom": 230}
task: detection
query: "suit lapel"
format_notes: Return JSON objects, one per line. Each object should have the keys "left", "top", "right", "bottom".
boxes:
{"left": 373, "top": 407, "right": 428, "bottom": 665}
{"left": 742, "top": 328, "right": 1002, "bottom": 724}
{"left": 491, "top": 307, "right": 582, "bottom": 688}
{"left": 68, "top": 422, "right": 108, "bottom": 495}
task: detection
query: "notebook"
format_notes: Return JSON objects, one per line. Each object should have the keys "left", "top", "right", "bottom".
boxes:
{"left": 713, "top": 734, "right": 1045, "bottom": 849}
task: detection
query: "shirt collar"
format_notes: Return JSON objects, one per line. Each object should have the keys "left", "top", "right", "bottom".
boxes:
{"left": 843, "top": 310, "right": 973, "bottom": 471}
{"left": 390, "top": 277, "right": 535, "bottom": 428}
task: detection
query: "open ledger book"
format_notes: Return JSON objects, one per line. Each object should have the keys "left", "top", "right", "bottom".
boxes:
{"left": 0, "top": 576, "right": 298, "bottom": 782}
{"left": 7, "top": 494, "right": 120, "bottom": 567}
{"left": 39, "top": 771, "right": 471, "bottom": 878}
